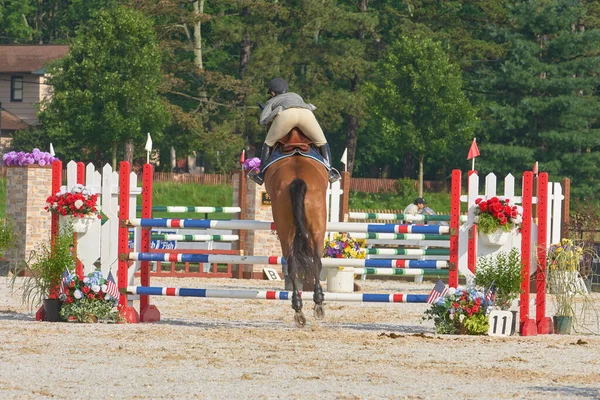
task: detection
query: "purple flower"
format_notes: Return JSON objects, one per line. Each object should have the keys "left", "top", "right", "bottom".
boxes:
{"left": 243, "top": 157, "right": 261, "bottom": 171}
{"left": 2, "top": 150, "right": 58, "bottom": 166}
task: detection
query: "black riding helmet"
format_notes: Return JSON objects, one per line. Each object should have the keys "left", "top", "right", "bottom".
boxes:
{"left": 267, "top": 78, "right": 289, "bottom": 95}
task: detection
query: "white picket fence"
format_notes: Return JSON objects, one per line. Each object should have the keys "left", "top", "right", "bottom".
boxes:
{"left": 457, "top": 172, "right": 563, "bottom": 276}
{"left": 60, "top": 161, "right": 140, "bottom": 278}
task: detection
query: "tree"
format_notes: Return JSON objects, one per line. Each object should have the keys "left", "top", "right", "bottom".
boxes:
{"left": 0, "top": 0, "right": 35, "bottom": 42}
{"left": 38, "top": 6, "right": 168, "bottom": 168}
{"left": 476, "top": 0, "right": 600, "bottom": 198}
{"left": 365, "top": 36, "right": 478, "bottom": 195}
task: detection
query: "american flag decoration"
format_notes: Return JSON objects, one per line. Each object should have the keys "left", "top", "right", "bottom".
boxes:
{"left": 485, "top": 283, "right": 497, "bottom": 304}
{"left": 105, "top": 271, "right": 120, "bottom": 299}
{"left": 60, "top": 267, "right": 70, "bottom": 294}
{"left": 426, "top": 279, "right": 448, "bottom": 304}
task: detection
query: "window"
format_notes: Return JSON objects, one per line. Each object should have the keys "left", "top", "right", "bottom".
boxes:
{"left": 11, "top": 76, "right": 23, "bottom": 102}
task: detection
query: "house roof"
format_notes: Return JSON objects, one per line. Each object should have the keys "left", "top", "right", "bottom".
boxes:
{"left": 0, "top": 109, "right": 30, "bottom": 131}
{"left": 0, "top": 45, "right": 70, "bottom": 73}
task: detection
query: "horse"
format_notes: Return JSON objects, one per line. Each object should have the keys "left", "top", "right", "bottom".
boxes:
{"left": 263, "top": 128, "right": 329, "bottom": 327}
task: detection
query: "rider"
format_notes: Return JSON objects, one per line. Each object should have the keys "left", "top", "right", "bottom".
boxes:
{"left": 249, "top": 78, "right": 341, "bottom": 185}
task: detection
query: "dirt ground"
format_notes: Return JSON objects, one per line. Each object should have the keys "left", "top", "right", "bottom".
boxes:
{"left": 1, "top": 276, "right": 599, "bottom": 399}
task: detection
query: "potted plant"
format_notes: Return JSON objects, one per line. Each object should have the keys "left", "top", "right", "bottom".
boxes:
{"left": 473, "top": 197, "right": 522, "bottom": 246}
{"left": 474, "top": 248, "right": 522, "bottom": 310}
{"left": 10, "top": 227, "right": 75, "bottom": 321}
{"left": 422, "top": 286, "right": 492, "bottom": 335}
{"left": 323, "top": 233, "right": 366, "bottom": 292}
{"left": 547, "top": 238, "right": 586, "bottom": 334}
{"left": 45, "top": 184, "right": 101, "bottom": 233}
{"left": 59, "top": 269, "right": 124, "bottom": 323}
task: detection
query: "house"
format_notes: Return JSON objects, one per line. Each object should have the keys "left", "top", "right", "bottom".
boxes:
{"left": 0, "top": 45, "right": 69, "bottom": 153}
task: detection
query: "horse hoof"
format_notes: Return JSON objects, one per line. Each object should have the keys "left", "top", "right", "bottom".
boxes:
{"left": 313, "top": 304, "right": 325, "bottom": 320}
{"left": 294, "top": 312, "right": 306, "bottom": 328}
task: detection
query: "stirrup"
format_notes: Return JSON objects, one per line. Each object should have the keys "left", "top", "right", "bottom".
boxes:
{"left": 248, "top": 169, "right": 264, "bottom": 185}
{"left": 328, "top": 168, "right": 341, "bottom": 183}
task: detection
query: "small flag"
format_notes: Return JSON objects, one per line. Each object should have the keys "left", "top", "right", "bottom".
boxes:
{"left": 60, "top": 267, "right": 70, "bottom": 294}
{"left": 340, "top": 148, "right": 348, "bottom": 166}
{"left": 240, "top": 149, "right": 246, "bottom": 165}
{"left": 49, "top": 143, "right": 55, "bottom": 157}
{"left": 144, "top": 133, "right": 153, "bottom": 152}
{"left": 485, "top": 283, "right": 497, "bottom": 303}
{"left": 467, "top": 138, "right": 480, "bottom": 160}
{"left": 426, "top": 279, "right": 448, "bottom": 304}
{"left": 105, "top": 271, "right": 120, "bottom": 299}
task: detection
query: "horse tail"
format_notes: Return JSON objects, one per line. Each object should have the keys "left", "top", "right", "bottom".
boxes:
{"left": 288, "top": 179, "right": 315, "bottom": 284}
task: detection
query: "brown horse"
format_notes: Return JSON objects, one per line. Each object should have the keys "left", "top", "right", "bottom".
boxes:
{"left": 264, "top": 129, "right": 329, "bottom": 327}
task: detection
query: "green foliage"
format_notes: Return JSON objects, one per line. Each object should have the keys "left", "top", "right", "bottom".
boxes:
{"left": 475, "top": 248, "right": 522, "bottom": 310}
{"left": 461, "top": 313, "right": 490, "bottom": 335}
{"left": 395, "top": 178, "right": 418, "bottom": 199}
{"left": 60, "top": 297, "right": 123, "bottom": 323}
{"left": 365, "top": 35, "right": 478, "bottom": 183}
{"left": 10, "top": 227, "right": 75, "bottom": 310}
{"left": 477, "top": 213, "right": 512, "bottom": 234}
{"left": 0, "top": 218, "right": 14, "bottom": 256}
{"left": 38, "top": 5, "right": 168, "bottom": 166}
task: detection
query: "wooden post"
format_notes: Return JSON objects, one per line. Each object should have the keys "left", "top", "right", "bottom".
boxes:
{"left": 340, "top": 171, "right": 350, "bottom": 222}
{"left": 237, "top": 170, "right": 247, "bottom": 279}
{"left": 561, "top": 177, "right": 570, "bottom": 239}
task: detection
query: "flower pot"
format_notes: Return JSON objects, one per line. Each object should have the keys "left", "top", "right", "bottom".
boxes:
{"left": 478, "top": 229, "right": 510, "bottom": 246}
{"left": 553, "top": 315, "right": 572, "bottom": 334}
{"left": 60, "top": 215, "right": 96, "bottom": 233}
{"left": 43, "top": 298, "right": 63, "bottom": 322}
{"left": 327, "top": 267, "right": 355, "bottom": 293}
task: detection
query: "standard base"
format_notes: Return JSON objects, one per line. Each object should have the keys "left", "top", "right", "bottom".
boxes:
{"left": 120, "top": 305, "right": 140, "bottom": 323}
{"left": 537, "top": 316, "right": 553, "bottom": 334}
{"left": 140, "top": 305, "right": 161, "bottom": 322}
{"left": 520, "top": 319, "right": 538, "bottom": 336}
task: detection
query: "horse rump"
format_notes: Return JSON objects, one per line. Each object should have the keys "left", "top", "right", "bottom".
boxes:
{"left": 287, "top": 179, "right": 318, "bottom": 286}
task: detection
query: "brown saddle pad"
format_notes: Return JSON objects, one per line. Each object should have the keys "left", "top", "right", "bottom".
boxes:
{"left": 276, "top": 128, "right": 313, "bottom": 153}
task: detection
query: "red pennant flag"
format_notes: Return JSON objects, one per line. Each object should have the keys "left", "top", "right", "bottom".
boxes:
{"left": 467, "top": 139, "right": 480, "bottom": 160}
{"left": 239, "top": 149, "right": 246, "bottom": 165}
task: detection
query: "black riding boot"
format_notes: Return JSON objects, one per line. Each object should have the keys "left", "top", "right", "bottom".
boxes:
{"left": 318, "top": 144, "right": 341, "bottom": 183}
{"left": 249, "top": 144, "right": 272, "bottom": 185}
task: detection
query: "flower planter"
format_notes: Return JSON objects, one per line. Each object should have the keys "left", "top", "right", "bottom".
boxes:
{"left": 60, "top": 215, "right": 97, "bottom": 233}
{"left": 478, "top": 229, "right": 511, "bottom": 247}
{"left": 327, "top": 267, "right": 355, "bottom": 293}
{"left": 43, "top": 298, "right": 63, "bottom": 322}
{"left": 553, "top": 315, "right": 572, "bottom": 334}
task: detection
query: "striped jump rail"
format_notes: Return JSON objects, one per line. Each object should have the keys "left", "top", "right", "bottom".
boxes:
{"left": 126, "top": 286, "right": 428, "bottom": 303}
{"left": 125, "top": 219, "right": 450, "bottom": 235}
{"left": 349, "top": 212, "right": 468, "bottom": 223}
{"left": 127, "top": 252, "right": 448, "bottom": 269}
{"left": 363, "top": 248, "right": 450, "bottom": 256}
{"left": 352, "top": 267, "right": 449, "bottom": 276}
{"left": 136, "top": 206, "right": 241, "bottom": 214}
{"left": 128, "top": 233, "right": 239, "bottom": 242}
{"left": 350, "top": 233, "right": 450, "bottom": 241}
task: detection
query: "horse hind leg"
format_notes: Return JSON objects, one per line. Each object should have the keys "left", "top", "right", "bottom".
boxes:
{"left": 311, "top": 248, "right": 325, "bottom": 320}
{"left": 288, "top": 259, "right": 306, "bottom": 327}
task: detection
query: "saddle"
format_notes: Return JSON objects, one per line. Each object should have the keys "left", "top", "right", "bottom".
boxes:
{"left": 276, "top": 128, "right": 314, "bottom": 153}
{"left": 263, "top": 129, "right": 326, "bottom": 171}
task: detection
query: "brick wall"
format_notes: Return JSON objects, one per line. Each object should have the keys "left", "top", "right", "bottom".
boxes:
{"left": 5, "top": 165, "right": 52, "bottom": 267}
{"left": 233, "top": 174, "right": 282, "bottom": 279}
